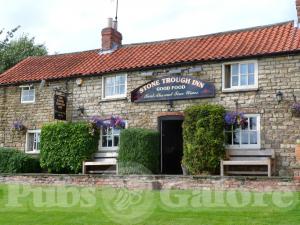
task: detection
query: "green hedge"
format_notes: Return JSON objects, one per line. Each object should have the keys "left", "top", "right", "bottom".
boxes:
{"left": 40, "top": 122, "right": 99, "bottom": 174}
{"left": 182, "top": 104, "right": 226, "bottom": 175}
{"left": 118, "top": 128, "right": 160, "bottom": 174}
{"left": 0, "top": 148, "right": 41, "bottom": 173}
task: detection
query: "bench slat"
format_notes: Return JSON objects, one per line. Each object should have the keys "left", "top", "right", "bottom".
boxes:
{"left": 222, "top": 160, "right": 270, "bottom": 166}
{"left": 227, "top": 149, "right": 275, "bottom": 158}
{"left": 227, "top": 171, "right": 268, "bottom": 175}
{"left": 229, "top": 157, "right": 270, "bottom": 161}
{"left": 94, "top": 152, "right": 118, "bottom": 158}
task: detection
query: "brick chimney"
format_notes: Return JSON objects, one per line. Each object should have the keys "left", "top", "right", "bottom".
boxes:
{"left": 101, "top": 18, "right": 122, "bottom": 51}
{"left": 296, "top": 0, "right": 300, "bottom": 27}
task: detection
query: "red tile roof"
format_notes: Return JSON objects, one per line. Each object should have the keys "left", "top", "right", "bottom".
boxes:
{"left": 1, "top": 21, "right": 300, "bottom": 85}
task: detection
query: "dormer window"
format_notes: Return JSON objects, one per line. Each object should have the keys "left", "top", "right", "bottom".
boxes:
{"left": 21, "top": 86, "right": 35, "bottom": 103}
{"left": 222, "top": 60, "right": 258, "bottom": 92}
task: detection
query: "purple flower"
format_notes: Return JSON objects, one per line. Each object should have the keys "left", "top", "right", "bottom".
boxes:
{"left": 90, "top": 116, "right": 104, "bottom": 129}
{"left": 224, "top": 111, "right": 248, "bottom": 128}
{"left": 12, "top": 121, "right": 24, "bottom": 130}
{"left": 90, "top": 115, "right": 125, "bottom": 129}
{"left": 292, "top": 103, "right": 300, "bottom": 112}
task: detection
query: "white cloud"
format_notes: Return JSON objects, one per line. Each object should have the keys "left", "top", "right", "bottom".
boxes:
{"left": 0, "top": 0, "right": 297, "bottom": 54}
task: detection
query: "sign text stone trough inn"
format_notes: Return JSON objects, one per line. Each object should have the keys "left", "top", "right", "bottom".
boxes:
{"left": 1, "top": 2, "right": 300, "bottom": 176}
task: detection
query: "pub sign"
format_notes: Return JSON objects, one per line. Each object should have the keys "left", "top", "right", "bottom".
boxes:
{"left": 131, "top": 75, "right": 215, "bottom": 103}
{"left": 54, "top": 94, "right": 67, "bottom": 120}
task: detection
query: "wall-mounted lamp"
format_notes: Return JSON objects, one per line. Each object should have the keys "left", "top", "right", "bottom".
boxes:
{"left": 77, "top": 106, "right": 85, "bottom": 116}
{"left": 167, "top": 100, "right": 174, "bottom": 112}
{"left": 76, "top": 78, "right": 84, "bottom": 86}
{"left": 276, "top": 91, "right": 283, "bottom": 104}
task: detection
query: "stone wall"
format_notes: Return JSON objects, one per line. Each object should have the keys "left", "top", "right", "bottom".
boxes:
{"left": 0, "top": 54, "right": 300, "bottom": 175}
{"left": 0, "top": 174, "right": 299, "bottom": 192}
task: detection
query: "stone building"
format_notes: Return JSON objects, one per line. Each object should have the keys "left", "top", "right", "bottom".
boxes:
{"left": 1, "top": 4, "right": 300, "bottom": 176}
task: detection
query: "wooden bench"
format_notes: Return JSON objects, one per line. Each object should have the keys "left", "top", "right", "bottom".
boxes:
{"left": 220, "top": 149, "right": 275, "bottom": 177}
{"left": 82, "top": 151, "right": 118, "bottom": 174}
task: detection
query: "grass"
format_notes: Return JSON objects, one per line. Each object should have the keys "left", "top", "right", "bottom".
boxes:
{"left": 0, "top": 184, "right": 299, "bottom": 225}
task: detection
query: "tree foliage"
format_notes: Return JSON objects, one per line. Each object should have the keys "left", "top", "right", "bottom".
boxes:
{"left": 0, "top": 26, "right": 47, "bottom": 74}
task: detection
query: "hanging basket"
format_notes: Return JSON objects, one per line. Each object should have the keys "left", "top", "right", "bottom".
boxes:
{"left": 292, "top": 103, "right": 300, "bottom": 117}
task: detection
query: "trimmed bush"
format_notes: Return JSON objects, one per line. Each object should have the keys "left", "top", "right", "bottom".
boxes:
{"left": 40, "top": 122, "right": 99, "bottom": 174}
{"left": 118, "top": 128, "right": 160, "bottom": 174}
{"left": 182, "top": 104, "right": 226, "bottom": 175}
{"left": 0, "top": 148, "right": 41, "bottom": 173}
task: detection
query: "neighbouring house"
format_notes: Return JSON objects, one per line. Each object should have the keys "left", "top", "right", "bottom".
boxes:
{"left": 1, "top": 3, "right": 300, "bottom": 176}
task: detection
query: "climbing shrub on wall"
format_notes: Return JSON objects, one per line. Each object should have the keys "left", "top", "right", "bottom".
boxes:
{"left": 182, "top": 104, "right": 226, "bottom": 175}
{"left": 118, "top": 128, "right": 160, "bottom": 174}
{"left": 40, "top": 122, "right": 99, "bottom": 174}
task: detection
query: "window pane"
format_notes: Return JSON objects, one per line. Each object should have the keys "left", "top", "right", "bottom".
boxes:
{"left": 114, "top": 136, "right": 119, "bottom": 147}
{"left": 250, "top": 132, "right": 258, "bottom": 144}
{"left": 248, "top": 63, "right": 255, "bottom": 74}
{"left": 240, "top": 64, "right": 247, "bottom": 75}
{"left": 102, "top": 136, "right": 107, "bottom": 147}
{"left": 231, "top": 64, "right": 238, "bottom": 75}
{"left": 225, "top": 65, "right": 231, "bottom": 88}
{"left": 119, "top": 75, "right": 126, "bottom": 84}
{"left": 241, "top": 75, "right": 248, "bottom": 86}
{"left": 225, "top": 132, "right": 232, "bottom": 145}
{"left": 233, "top": 130, "right": 240, "bottom": 145}
{"left": 248, "top": 74, "right": 255, "bottom": 85}
{"left": 28, "top": 133, "right": 34, "bottom": 151}
{"left": 249, "top": 117, "right": 257, "bottom": 130}
{"left": 241, "top": 131, "right": 249, "bottom": 144}
{"left": 114, "top": 128, "right": 121, "bottom": 135}
{"left": 107, "top": 138, "right": 113, "bottom": 147}
{"left": 232, "top": 75, "right": 239, "bottom": 86}
{"left": 119, "top": 85, "right": 125, "bottom": 95}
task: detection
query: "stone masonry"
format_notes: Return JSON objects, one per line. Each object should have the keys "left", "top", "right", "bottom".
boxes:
{"left": 0, "top": 55, "right": 300, "bottom": 176}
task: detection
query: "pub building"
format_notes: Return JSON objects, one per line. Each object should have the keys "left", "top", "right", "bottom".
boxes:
{"left": 1, "top": 3, "right": 300, "bottom": 176}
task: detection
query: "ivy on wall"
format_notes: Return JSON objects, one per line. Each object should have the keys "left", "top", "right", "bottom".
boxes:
{"left": 182, "top": 104, "right": 226, "bottom": 175}
{"left": 40, "top": 122, "right": 99, "bottom": 174}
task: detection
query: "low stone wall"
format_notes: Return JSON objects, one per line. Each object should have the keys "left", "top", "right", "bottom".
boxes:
{"left": 0, "top": 174, "right": 299, "bottom": 192}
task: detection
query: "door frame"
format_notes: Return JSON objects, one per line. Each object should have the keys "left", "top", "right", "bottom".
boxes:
{"left": 158, "top": 115, "right": 184, "bottom": 174}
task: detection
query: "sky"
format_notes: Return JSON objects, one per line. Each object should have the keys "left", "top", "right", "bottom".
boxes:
{"left": 0, "top": 0, "right": 297, "bottom": 54}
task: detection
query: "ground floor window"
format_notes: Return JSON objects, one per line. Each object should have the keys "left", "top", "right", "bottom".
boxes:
{"left": 99, "top": 127, "right": 121, "bottom": 151}
{"left": 225, "top": 114, "right": 261, "bottom": 149}
{"left": 26, "top": 130, "right": 41, "bottom": 153}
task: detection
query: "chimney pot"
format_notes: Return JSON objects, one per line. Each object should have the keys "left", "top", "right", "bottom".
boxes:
{"left": 107, "top": 18, "right": 113, "bottom": 28}
{"left": 112, "top": 20, "right": 118, "bottom": 30}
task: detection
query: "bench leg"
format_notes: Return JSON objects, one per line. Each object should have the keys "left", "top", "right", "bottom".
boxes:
{"left": 267, "top": 159, "right": 271, "bottom": 177}
{"left": 220, "top": 160, "right": 224, "bottom": 176}
{"left": 82, "top": 161, "right": 86, "bottom": 175}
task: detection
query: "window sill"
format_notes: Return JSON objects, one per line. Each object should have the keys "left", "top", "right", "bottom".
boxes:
{"left": 21, "top": 101, "right": 35, "bottom": 104}
{"left": 25, "top": 151, "right": 40, "bottom": 154}
{"left": 222, "top": 88, "right": 259, "bottom": 93}
{"left": 226, "top": 146, "right": 261, "bottom": 150}
{"left": 99, "top": 97, "right": 127, "bottom": 103}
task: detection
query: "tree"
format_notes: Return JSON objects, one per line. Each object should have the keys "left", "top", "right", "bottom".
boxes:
{"left": 0, "top": 27, "right": 47, "bottom": 74}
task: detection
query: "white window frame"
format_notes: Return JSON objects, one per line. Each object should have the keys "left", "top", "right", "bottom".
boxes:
{"left": 20, "top": 85, "right": 35, "bottom": 103}
{"left": 222, "top": 60, "right": 258, "bottom": 92}
{"left": 25, "top": 129, "right": 41, "bottom": 154}
{"left": 225, "top": 114, "right": 261, "bottom": 150}
{"left": 102, "top": 74, "right": 127, "bottom": 100}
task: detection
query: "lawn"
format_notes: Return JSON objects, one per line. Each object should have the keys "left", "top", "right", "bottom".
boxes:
{"left": 0, "top": 184, "right": 299, "bottom": 225}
